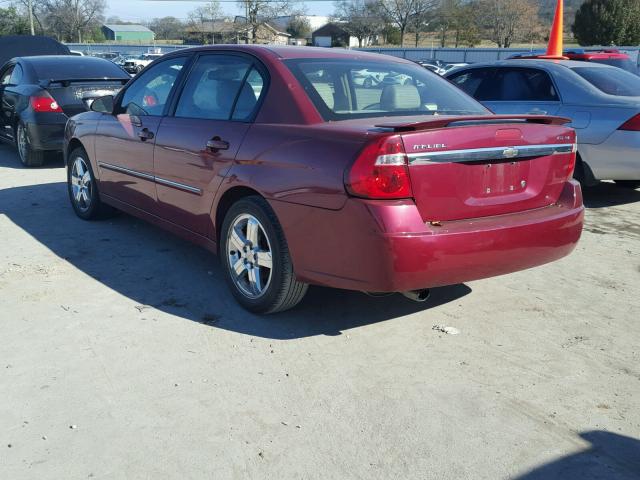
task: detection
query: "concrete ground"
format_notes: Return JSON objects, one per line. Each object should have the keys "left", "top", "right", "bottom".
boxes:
{"left": 0, "top": 143, "right": 639, "bottom": 480}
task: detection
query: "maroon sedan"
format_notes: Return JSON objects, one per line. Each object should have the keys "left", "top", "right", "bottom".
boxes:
{"left": 64, "top": 46, "right": 584, "bottom": 313}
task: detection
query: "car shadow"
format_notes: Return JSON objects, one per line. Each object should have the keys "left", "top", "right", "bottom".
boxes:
{"left": 513, "top": 431, "right": 640, "bottom": 480}
{"left": 582, "top": 182, "right": 640, "bottom": 208}
{"left": 0, "top": 181, "right": 471, "bottom": 339}
{"left": 0, "top": 143, "right": 64, "bottom": 169}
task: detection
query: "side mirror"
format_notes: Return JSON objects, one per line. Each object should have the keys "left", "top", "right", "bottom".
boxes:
{"left": 90, "top": 95, "right": 115, "bottom": 114}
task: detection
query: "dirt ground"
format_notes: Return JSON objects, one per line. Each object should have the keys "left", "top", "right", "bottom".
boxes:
{"left": 1, "top": 143, "right": 639, "bottom": 480}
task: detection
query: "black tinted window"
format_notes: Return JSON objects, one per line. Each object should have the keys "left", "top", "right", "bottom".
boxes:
{"left": 121, "top": 56, "right": 187, "bottom": 116}
{"left": 30, "top": 57, "right": 128, "bottom": 80}
{"left": 1, "top": 66, "right": 14, "bottom": 85}
{"left": 175, "top": 55, "right": 263, "bottom": 121}
{"left": 448, "top": 68, "right": 496, "bottom": 99}
{"left": 571, "top": 66, "right": 640, "bottom": 96}
{"left": 286, "top": 59, "right": 487, "bottom": 120}
{"left": 493, "top": 68, "right": 558, "bottom": 101}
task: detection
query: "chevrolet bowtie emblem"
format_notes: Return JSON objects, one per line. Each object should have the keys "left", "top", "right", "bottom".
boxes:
{"left": 502, "top": 147, "right": 519, "bottom": 158}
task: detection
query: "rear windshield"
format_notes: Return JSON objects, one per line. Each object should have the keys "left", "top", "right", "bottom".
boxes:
{"left": 30, "top": 58, "right": 129, "bottom": 81}
{"left": 590, "top": 58, "right": 638, "bottom": 74}
{"left": 285, "top": 59, "right": 488, "bottom": 121}
{"left": 571, "top": 66, "right": 640, "bottom": 96}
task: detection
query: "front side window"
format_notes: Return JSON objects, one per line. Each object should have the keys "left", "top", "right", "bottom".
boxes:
{"left": 174, "top": 54, "right": 264, "bottom": 121}
{"left": 1, "top": 66, "right": 15, "bottom": 85}
{"left": 286, "top": 59, "right": 488, "bottom": 121}
{"left": 120, "top": 56, "right": 187, "bottom": 116}
{"left": 571, "top": 66, "right": 640, "bottom": 96}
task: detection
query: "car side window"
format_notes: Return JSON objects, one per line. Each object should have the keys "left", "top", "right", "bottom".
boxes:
{"left": 494, "top": 68, "right": 559, "bottom": 102}
{"left": 174, "top": 55, "right": 264, "bottom": 121}
{"left": 1, "top": 66, "right": 15, "bottom": 86}
{"left": 449, "top": 68, "right": 496, "bottom": 100}
{"left": 9, "top": 64, "right": 23, "bottom": 85}
{"left": 120, "top": 56, "right": 187, "bottom": 116}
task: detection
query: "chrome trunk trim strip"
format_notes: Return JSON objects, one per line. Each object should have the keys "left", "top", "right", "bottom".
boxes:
{"left": 407, "top": 143, "right": 575, "bottom": 165}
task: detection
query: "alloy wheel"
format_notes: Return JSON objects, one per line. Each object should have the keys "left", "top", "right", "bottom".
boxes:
{"left": 226, "top": 213, "right": 273, "bottom": 299}
{"left": 70, "top": 157, "right": 93, "bottom": 212}
{"left": 17, "top": 124, "right": 28, "bottom": 163}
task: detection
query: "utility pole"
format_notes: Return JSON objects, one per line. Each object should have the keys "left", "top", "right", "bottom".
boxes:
{"left": 27, "top": 0, "right": 35, "bottom": 35}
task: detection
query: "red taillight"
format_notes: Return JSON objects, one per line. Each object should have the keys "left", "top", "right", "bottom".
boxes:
{"left": 30, "top": 94, "right": 63, "bottom": 113}
{"left": 346, "top": 135, "right": 413, "bottom": 199}
{"left": 618, "top": 114, "right": 640, "bottom": 131}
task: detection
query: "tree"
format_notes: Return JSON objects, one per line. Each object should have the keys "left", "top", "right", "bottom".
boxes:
{"left": 187, "top": 1, "right": 221, "bottom": 44}
{"left": 237, "top": 0, "right": 291, "bottom": 44}
{"left": 286, "top": 14, "right": 311, "bottom": 38}
{"left": 149, "top": 16, "right": 184, "bottom": 41}
{"left": 42, "top": 0, "right": 106, "bottom": 42}
{"left": 376, "top": 0, "right": 437, "bottom": 47}
{"left": 478, "top": 0, "right": 540, "bottom": 48}
{"left": 572, "top": 0, "right": 640, "bottom": 46}
{"left": 0, "top": 7, "right": 30, "bottom": 35}
{"left": 335, "top": 0, "right": 383, "bottom": 47}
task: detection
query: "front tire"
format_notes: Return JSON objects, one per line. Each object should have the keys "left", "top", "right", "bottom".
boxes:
{"left": 67, "top": 147, "right": 115, "bottom": 220}
{"left": 614, "top": 180, "right": 640, "bottom": 189}
{"left": 220, "top": 196, "right": 308, "bottom": 314}
{"left": 15, "top": 122, "right": 45, "bottom": 167}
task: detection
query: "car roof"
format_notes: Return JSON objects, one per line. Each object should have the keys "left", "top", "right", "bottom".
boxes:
{"left": 165, "top": 45, "right": 410, "bottom": 64}
{"left": 452, "top": 59, "right": 613, "bottom": 71}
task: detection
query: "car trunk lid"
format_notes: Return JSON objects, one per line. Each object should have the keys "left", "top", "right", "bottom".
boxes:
{"left": 380, "top": 116, "right": 576, "bottom": 222}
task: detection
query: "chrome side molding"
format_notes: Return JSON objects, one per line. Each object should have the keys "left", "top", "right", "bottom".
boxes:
{"left": 99, "top": 162, "right": 203, "bottom": 195}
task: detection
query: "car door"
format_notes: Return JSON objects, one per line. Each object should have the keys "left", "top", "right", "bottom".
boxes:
{"left": 95, "top": 55, "right": 189, "bottom": 214}
{"left": 152, "top": 53, "right": 266, "bottom": 235}
{"left": 0, "top": 63, "right": 17, "bottom": 141}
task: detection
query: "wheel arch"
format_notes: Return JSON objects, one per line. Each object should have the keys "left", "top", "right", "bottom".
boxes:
{"left": 214, "top": 185, "right": 265, "bottom": 247}
{"left": 65, "top": 138, "right": 86, "bottom": 167}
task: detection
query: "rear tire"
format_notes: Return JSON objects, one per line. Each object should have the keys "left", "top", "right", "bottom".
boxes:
{"left": 614, "top": 180, "right": 640, "bottom": 189}
{"left": 220, "top": 196, "right": 308, "bottom": 314}
{"left": 67, "top": 147, "right": 117, "bottom": 220}
{"left": 15, "top": 122, "right": 45, "bottom": 167}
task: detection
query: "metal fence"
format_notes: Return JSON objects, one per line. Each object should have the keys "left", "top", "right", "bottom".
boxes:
{"left": 65, "top": 43, "right": 640, "bottom": 65}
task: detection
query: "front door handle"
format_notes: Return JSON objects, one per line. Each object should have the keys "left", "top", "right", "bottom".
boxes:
{"left": 206, "top": 138, "right": 229, "bottom": 151}
{"left": 138, "top": 128, "right": 154, "bottom": 141}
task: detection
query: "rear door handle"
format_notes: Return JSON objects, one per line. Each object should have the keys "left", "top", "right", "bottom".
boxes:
{"left": 206, "top": 138, "right": 229, "bottom": 151}
{"left": 528, "top": 109, "right": 547, "bottom": 115}
{"left": 138, "top": 128, "right": 154, "bottom": 141}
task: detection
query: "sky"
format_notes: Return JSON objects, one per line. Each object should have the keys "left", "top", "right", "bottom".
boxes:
{"left": 105, "top": 0, "right": 335, "bottom": 22}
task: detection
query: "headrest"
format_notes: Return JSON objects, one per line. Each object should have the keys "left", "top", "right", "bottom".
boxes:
{"left": 380, "top": 84, "right": 421, "bottom": 110}
{"left": 207, "top": 69, "right": 240, "bottom": 81}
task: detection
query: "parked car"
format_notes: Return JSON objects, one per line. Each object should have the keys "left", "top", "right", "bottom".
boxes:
{"left": 123, "top": 53, "right": 164, "bottom": 74}
{"left": 440, "top": 62, "right": 470, "bottom": 75}
{"left": 64, "top": 46, "right": 583, "bottom": 313}
{"left": 446, "top": 60, "right": 640, "bottom": 188}
{"left": 0, "top": 56, "right": 130, "bottom": 166}
{"left": 509, "top": 49, "right": 638, "bottom": 75}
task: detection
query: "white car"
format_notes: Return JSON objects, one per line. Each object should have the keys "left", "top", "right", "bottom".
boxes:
{"left": 123, "top": 54, "right": 164, "bottom": 74}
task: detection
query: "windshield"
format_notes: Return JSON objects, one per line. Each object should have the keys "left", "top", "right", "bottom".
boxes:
{"left": 590, "top": 58, "right": 638, "bottom": 74}
{"left": 285, "top": 59, "right": 488, "bottom": 121}
{"left": 571, "top": 66, "right": 640, "bottom": 96}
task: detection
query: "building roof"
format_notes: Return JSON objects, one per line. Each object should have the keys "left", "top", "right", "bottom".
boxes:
{"left": 102, "top": 24, "right": 153, "bottom": 33}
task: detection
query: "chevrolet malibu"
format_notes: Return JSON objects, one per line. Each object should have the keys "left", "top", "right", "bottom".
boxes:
{"left": 64, "top": 46, "right": 584, "bottom": 313}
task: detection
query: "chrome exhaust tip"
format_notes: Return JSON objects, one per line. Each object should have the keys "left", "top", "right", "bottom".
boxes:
{"left": 401, "top": 289, "right": 431, "bottom": 302}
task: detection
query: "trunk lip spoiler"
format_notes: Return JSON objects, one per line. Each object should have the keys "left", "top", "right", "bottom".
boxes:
{"left": 39, "top": 78, "right": 129, "bottom": 88}
{"left": 374, "top": 115, "right": 571, "bottom": 132}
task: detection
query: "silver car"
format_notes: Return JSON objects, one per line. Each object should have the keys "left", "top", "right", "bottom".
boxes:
{"left": 446, "top": 59, "right": 640, "bottom": 188}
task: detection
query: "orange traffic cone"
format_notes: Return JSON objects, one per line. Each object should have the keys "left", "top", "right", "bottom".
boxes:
{"left": 546, "top": 0, "right": 564, "bottom": 57}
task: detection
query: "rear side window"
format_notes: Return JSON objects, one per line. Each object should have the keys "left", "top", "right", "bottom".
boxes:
{"left": 590, "top": 58, "right": 638, "bottom": 74}
{"left": 286, "top": 59, "right": 487, "bottom": 120}
{"left": 571, "top": 66, "right": 640, "bottom": 96}
{"left": 174, "top": 54, "right": 264, "bottom": 121}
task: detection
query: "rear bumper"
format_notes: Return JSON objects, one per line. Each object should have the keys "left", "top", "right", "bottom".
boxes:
{"left": 272, "top": 180, "right": 584, "bottom": 292}
{"left": 579, "top": 131, "right": 640, "bottom": 180}
{"left": 27, "top": 122, "right": 66, "bottom": 151}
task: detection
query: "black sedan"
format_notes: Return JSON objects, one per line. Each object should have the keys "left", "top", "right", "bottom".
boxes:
{"left": 0, "top": 56, "right": 130, "bottom": 167}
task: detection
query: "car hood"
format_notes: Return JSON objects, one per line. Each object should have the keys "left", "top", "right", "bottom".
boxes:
{"left": 0, "top": 35, "right": 70, "bottom": 67}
